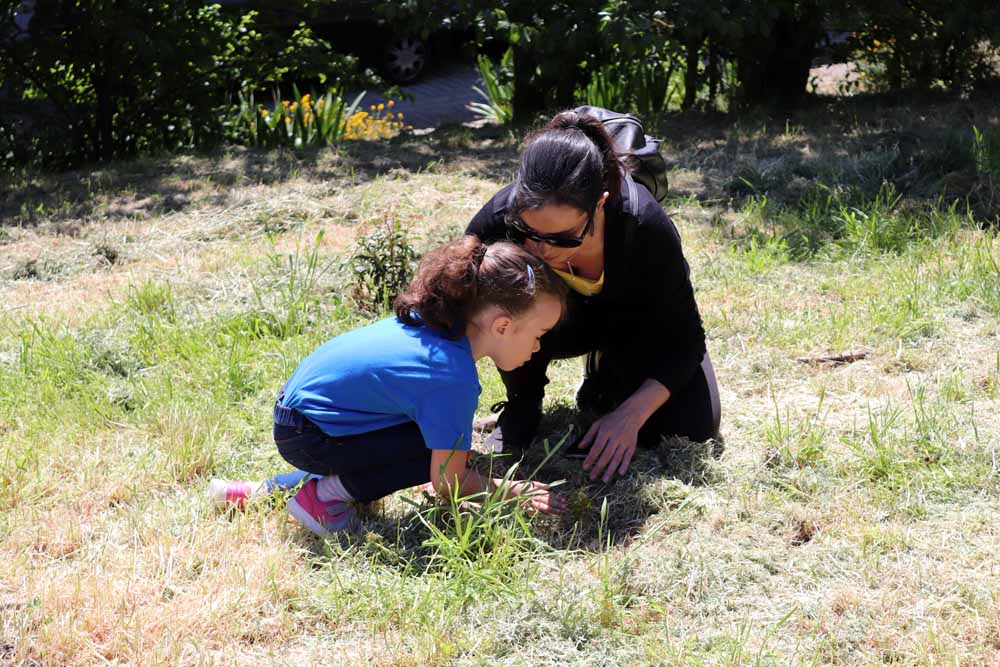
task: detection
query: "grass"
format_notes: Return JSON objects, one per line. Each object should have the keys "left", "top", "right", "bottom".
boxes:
{"left": 1, "top": 92, "right": 999, "bottom": 665}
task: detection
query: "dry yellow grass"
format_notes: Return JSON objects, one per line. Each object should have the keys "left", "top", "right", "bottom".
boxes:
{"left": 2, "top": 109, "right": 998, "bottom": 665}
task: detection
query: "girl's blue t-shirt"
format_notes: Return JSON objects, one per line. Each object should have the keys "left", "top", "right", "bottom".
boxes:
{"left": 280, "top": 317, "right": 481, "bottom": 451}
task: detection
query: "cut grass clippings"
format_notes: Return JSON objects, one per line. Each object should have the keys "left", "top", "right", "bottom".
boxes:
{"left": 2, "top": 94, "right": 999, "bottom": 666}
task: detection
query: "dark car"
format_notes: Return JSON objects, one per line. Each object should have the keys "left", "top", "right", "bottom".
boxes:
{"left": 215, "top": 0, "right": 472, "bottom": 83}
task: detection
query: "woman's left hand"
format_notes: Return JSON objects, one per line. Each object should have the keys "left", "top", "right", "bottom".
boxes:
{"left": 579, "top": 406, "right": 643, "bottom": 482}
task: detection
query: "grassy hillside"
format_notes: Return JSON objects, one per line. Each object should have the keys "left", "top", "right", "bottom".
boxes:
{"left": 2, "top": 93, "right": 998, "bottom": 666}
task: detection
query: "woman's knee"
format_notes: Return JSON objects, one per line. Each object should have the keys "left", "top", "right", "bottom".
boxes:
{"left": 638, "top": 410, "right": 718, "bottom": 446}
{"left": 638, "top": 364, "right": 720, "bottom": 446}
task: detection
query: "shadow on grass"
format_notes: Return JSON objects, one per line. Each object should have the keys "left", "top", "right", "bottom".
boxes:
{"left": 0, "top": 123, "right": 522, "bottom": 230}
{"left": 6, "top": 88, "right": 998, "bottom": 233}
{"left": 518, "top": 405, "right": 724, "bottom": 552}
{"left": 324, "top": 404, "right": 724, "bottom": 563}
{"left": 657, "top": 86, "right": 1000, "bottom": 222}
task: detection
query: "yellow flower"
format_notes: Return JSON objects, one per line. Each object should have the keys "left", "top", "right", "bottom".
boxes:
{"left": 377, "top": 103, "right": 385, "bottom": 111}
{"left": 282, "top": 100, "right": 290, "bottom": 108}
{"left": 388, "top": 100, "right": 395, "bottom": 107}
{"left": 260, "top": 109, "right": 269, "bottom": 117}
{"left": 397, "top": 112, "right": 403, "bottom": 119}
{"left": 873, "top": 39, "right": 881, "bottom": 47}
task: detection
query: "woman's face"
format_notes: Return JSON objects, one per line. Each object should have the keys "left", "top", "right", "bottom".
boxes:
{"left": 517, "top": 194, "right": 607, "bottom": 268}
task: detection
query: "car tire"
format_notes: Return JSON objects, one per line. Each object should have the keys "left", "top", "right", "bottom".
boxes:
{"left": 384, "top": 35, "right": 427, "bottom": 83}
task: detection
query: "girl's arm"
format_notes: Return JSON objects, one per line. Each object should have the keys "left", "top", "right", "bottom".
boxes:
{"left": 428, "top": 449, "right": 566, "bottom": 515}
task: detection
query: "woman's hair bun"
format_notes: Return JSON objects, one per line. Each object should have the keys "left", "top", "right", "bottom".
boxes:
{"left": 512, "top": 109, "right": 624, "bottom": 216}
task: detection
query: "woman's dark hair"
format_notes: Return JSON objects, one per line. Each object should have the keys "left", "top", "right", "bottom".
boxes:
{"left": 395, "top": 236, "right": 567, "bottom": 338}
{"left": 511, "top": 109, "right": 626, "bottom": 219}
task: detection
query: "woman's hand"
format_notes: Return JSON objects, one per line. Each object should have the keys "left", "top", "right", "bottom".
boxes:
{"left": 579, "top": 406, "right": 642, "bottom": 482}
{"left": 509, "top": 480, "right": 567, "bottom": 515}
{"left": 579, "top": 379, "right": 671, "bottom": 482}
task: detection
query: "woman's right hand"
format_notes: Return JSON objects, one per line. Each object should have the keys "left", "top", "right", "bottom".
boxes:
{"left": 508, "top": 480, "right": 567, "bottom": 515}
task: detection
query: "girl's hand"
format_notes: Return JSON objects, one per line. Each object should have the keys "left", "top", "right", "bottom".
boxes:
{"left": 509, "top": 480, "right": 567, "bottom": 515}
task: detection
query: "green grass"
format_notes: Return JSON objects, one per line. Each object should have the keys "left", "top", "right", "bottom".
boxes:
{"left": 2, "top": 93, "right": 999, "bottom": 665}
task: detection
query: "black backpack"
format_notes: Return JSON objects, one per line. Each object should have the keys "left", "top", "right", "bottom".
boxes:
{"left": 574, "top": 105, "right": 669, "bottom": 204}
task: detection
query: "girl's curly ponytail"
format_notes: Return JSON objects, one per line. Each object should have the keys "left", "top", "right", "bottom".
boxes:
{"left": 395, "top": 236, "right": 565, "bottom": 338}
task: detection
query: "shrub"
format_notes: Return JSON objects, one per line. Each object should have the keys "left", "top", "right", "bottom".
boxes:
{"left": 578, "top": 54, "right": 682, "bottom": 117}
{"left": 0, "top": 1, "right": 369, "bottom": 168}
{"left": 231, "top": 86, "right": 365, "bottom": 149}
{"left": 468, "top": 48, "right": 514, "bottom": 124}
{"left": 347, "top": 217, "right": 419, "bottom": 313}
{"left": 849, "top": 2, "right": 1000, "bottom": 93}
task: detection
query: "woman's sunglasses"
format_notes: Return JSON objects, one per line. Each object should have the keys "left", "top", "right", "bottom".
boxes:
{"left": 505, "top": 213, "right": 594, "bottom": 249}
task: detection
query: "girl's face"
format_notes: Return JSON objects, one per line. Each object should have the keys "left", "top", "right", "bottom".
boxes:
{"left": 490, "top": 294, "right": 562, "bottom": 372}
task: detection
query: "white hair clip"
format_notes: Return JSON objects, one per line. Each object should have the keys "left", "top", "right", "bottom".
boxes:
{"left": 526, "top": 264, "right": 536, "bottom": 290}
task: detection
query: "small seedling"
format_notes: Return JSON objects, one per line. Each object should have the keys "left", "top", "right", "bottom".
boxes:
{"left": 347, "top": 216, "right": 418, "bottom": 313}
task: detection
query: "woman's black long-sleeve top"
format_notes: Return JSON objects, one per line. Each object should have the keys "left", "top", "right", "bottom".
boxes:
{"left": 465, "top": 177, "right": 707, "bottom": 396}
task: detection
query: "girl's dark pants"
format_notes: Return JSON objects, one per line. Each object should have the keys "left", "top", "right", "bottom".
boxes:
{"left": 273, "top": 417, "right": 434, "bottom": 502}
{"left": 501, "top": 291, "right": 721, "bottom": 445}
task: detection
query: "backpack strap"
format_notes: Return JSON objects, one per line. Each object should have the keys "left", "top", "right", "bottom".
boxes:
{"left": 621, "top": 174, "right": 639, "bottom": 254}
{"left": 623, "top": 174, "right": 639, "bottom": 219}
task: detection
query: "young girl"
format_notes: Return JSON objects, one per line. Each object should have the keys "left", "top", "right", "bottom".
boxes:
{"left": 215, "top": 237, "right": 568, "bottom": 536}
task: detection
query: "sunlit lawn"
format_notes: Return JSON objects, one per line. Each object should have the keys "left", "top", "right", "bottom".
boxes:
{"left": 2, "top": 95, "right": 999, "bottom": 665}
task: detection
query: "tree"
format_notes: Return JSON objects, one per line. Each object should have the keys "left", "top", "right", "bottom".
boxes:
{"left": 356, "top": 0, "right": 604, "bottom": 119}
{"left": 728, "top": 1, "right": 826, "bottom": 109}
{"left": 491, "top": 2, "right": 604, "bottom": 118}
{"left": 847, "top": 0, "right": 1000, "bottom": 92}
{"left": 0, "top": 0, "right": 361, "bottom": 166}
{"left": 368, "top": 0, "right": 833, "bottom": 115}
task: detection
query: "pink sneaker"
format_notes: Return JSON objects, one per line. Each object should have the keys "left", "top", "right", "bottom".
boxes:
{"left": 208, "top": 479, "right": 264, "bottom": 509}
{"left": 286, "top": 479, "right": 356, "bottom": 536}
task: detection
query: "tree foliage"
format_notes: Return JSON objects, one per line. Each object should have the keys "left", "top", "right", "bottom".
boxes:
{"left": 3, "top": 0, "right": 997, "bottom": 168}
{"left": 351, "top": 0, "right": 605, "bottom": 117}
{"left": 0, "top": 0, "right": 366, "bottom": 167}
{"left": 846, "top": 0, "right": 1000, "bottom": 92}
{"left": 364, "top": 0, "right": 999, "bottom": 119}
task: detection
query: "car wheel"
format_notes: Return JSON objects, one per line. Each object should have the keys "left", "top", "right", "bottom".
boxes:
{"left": 385, "top": 35, "right": 427, "bottom": 83}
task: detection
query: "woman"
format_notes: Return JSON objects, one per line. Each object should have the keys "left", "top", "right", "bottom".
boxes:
{"left": 466, "top": 109, "right": 721, "bottom": 484}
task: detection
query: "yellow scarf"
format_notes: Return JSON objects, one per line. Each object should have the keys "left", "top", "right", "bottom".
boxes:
{"left": 553, "top": 267, "right": 605, "bottom": 296}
